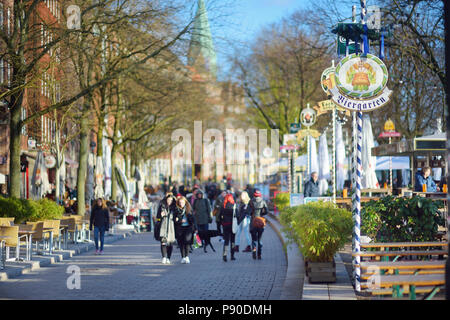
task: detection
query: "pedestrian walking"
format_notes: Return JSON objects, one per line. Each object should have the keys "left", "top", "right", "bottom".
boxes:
{"left": 174, "top": 196, "right": 196, "bottom": 264}
{"left": 219, "top": 193, "right": 237, "bottom": 262}
{"left": 235, "top": 191, "right": 252, "bottom": 253}
{"left": 213, "top": 190, "right": 227, "bottom": 242}
{"left": 250, "top": 190, "right": 269, "bottom": 260}
{"left": 155, "top": 193, "right": 176, "bottom": 264}
{"left": 89, "top": 198, "right": 110, "bottom": 255}
{"left": 193, "top": 190, "right": 213, "bottom": 252}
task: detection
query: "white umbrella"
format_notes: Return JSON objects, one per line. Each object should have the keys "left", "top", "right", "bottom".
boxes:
{"left": 31, "top": 151, "right": 51, "bottom": 199}
{"left": 30, "top": 151, "right": 43, "bottom": 200}
{"left": 336, "top": 121, "right": 346, "bottom": 191}
{"left": 309, "top": 135, "right": 319, "bottom": 175}
{"left": 86, "top": 152, "right": 95, "bottom": 204}
{"left": 318, "top": 132, "right": 330, "bottom": 195}
{"left": 103, "top": 139, "right": 112, "bottom": 198}
{"left": 115, "top": 165, "right": 130, "bottom": 221}
{"left": 135, "top": 167, "right": 148, "bottom": 208}
{"left": 361, "top": 114, "right": 379, "bottom": 189}
{"left": 59, "top": 153, "right": 66, "bottom": 200}
{"left": 94, "top": 156, "right": 104, "bottom": 199}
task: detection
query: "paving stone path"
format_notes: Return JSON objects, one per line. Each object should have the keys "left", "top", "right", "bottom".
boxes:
{"left": 0, "top": 224, "right": 287, "bottom": 300}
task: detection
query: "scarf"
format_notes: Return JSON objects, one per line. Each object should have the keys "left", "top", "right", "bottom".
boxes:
{"left": 160, "top": 207, "right": 175, "bottom": 244}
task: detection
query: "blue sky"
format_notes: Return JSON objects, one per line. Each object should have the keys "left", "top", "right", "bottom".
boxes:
{"left": 205, "top": 0, "right": 311, "bottom": 79}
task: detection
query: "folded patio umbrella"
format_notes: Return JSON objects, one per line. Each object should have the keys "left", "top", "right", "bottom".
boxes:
{"left": 336, "top": 121, "right": 347, "bottom": 190}
{"left": 115, "top": 165, "right": 130, "bottom": 218}
{"left": 309, "top": 135, "right": 319, "bottom": 176}
{"left": 318, "top": 132, "right": 330, "bottom": 195}
{"left": 30, "top": 151, "right": 43, "bottom": 200}
{"left": 94, "top": 155, "right": 104, "bottom": 199}
{"left": 86, "top": 152, "right": 95, "bottom": 204}
{"left": 361, "top": 114, "right": 379, "bottom": 189}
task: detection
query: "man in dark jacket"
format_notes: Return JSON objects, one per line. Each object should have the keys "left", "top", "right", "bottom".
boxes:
{"left": 304, "top": 172, "right": 319, "bottom": 197}
{"left": 193, "top": 190, "right": 212, "bottom": 252}
{"left": 249, "top": 190, "right": 269, "bottom": 260}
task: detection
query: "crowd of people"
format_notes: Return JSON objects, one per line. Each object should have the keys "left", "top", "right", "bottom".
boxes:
{"left": 152, "top": 179, "right": 269, "bottom": 265}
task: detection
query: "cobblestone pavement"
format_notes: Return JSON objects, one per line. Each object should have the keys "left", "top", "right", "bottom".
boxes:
{"left": 0, "top": 224, "right": 287, "bottom": 300}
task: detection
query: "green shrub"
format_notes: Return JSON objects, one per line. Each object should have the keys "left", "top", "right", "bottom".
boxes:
{"left": 274, "top": 192, "right": 290, "bottom": 212}
{"left": 280, "top": 201, "right": 352, "bottom": 262}
{"left": 361, "top": 195, "right": 445, "bottom": 242}
{"left": 0, "top": 197, "right": 64, "bottom": 223}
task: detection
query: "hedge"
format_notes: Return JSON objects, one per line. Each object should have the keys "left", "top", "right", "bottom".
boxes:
{"left": 0, "top": 197, "right": 64, "bottom": 224}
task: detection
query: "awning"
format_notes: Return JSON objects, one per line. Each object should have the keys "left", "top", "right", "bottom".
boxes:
{"left": 376, "top": 157, "right": 410, "bottom": 170}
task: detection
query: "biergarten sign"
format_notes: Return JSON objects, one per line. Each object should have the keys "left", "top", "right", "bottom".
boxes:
{"left": 300, "top": 107, "right": 317, "bottom": 127}
{"left": 329, "top": 53, "right": 392, "bottom": 112}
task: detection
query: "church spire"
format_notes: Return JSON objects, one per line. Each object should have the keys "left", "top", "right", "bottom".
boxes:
{"left": 187, "top": 0, "right": 217, "bottom": 78}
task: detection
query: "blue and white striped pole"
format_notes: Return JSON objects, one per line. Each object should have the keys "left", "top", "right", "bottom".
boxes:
{"left": 353, "top": 0, "right": 368, "bottom": 293}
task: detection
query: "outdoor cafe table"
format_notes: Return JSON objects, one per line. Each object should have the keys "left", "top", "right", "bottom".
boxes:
{"left": 42, "top": 227, "right": 54, "bottom": 255}
{"left": 18, "top": 229, "right": 35, "bottom": 261}
{"left": 59, "top": 224, "right": 69, "bottom": 250}
{"left": 0, "top": 235, "right": 10, "bottom": 269}
{"left": 412, "top": 192, "right": 447, "bottom": 198}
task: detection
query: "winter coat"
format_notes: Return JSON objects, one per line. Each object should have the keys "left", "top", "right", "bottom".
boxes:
{"left": 219, "top": 202, "right": 236, "bottom": 227}
{"left": 193, "top": 193, "right": 212, "bottom": 225}
{"left": 155, "top": 202, "right": 176, "bottom": 244}
{"left": 414, "top": 171, "right": 437, "bottom": 192}
{"left": 304, "top": 178, "right": 320, "bottom": 197}
{"left": 89, "top": 206, "right": 110, "bottom": 230}
{"left": 238, "top": 203, "right": 252, "bottom": 225}
{"left": 250, "top": 196, "right": 268, "bottom": 229}
{"left": 250, "top": 196, "right": 268, "bottom": 219}
{"left": 174, "top": 206, "right": 196, "bottom": 234}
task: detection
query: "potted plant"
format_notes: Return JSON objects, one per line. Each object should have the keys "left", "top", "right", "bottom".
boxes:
{"left": 280, "top": 201, "right": 352, "bottom": 283}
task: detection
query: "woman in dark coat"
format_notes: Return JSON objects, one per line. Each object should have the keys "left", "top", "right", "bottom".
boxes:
{"left": 89, "top": 198, "right": 110, "bottom": 255}
{"left": 174, "top": 196, "right": 196, "bottom": 264}
{"left": 219, "top": 193, "right": 237, "bottom": 262}
{"left": 155, "top": 193, "right": 176, "bottom": 264}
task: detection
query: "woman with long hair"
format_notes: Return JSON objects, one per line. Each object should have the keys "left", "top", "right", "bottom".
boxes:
{"left": 89, "top": 198, "right": 110, "bottom": 255}
{"left": 155, "top": 193, "right": 176, "bottom": 264}
{"left": 235, "top": 191, "right": 252, "bottom": 253}
{"left": 174, "top": 196, "right": 196, "bottom": 264}
{"left": 219, "top": 193, "right": 237, "bottom": 262}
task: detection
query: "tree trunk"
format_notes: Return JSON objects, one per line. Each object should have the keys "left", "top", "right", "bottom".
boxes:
{"left": 8, "top": 104, "right": 23, "bottom": 199}
{"left": 97, "top": 118, "right": 104, "bottom": 158}
{"left": 76, "top": 107, "right": 90, "bottom": 216}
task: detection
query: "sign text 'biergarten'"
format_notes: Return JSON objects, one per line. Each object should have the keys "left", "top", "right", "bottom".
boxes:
{"left": 329, "top": 53, "right": 392, "bottom": 112}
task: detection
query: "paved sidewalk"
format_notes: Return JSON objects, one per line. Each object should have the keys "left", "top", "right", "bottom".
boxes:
{"left": 0, "top": 223, "right": 287, "bottom": 300}
{"left": 0, "top": 230, "right": 135, "bottom": 281}
{"left": 268, "top": 213, "right": 356, "bottom": 300}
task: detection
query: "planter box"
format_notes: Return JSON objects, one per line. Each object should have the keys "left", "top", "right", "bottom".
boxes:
{"left": 305, "top": 259, "right": 336, "bottom": 283}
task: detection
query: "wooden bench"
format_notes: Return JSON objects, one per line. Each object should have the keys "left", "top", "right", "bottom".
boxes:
{"left": 354, "top": 242, "right": 448, "bottom": 261}
{"left": 353, "top": 249, "right": 448, "bottom": 258}
{"left": 361, "top": 274, "right": 445, "bottom": 299}
{"left": 360, "top": 261, "right": 446, "bottom": 279}
{"left": 360, "top": 242, "right": 448, "bottom": 249}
